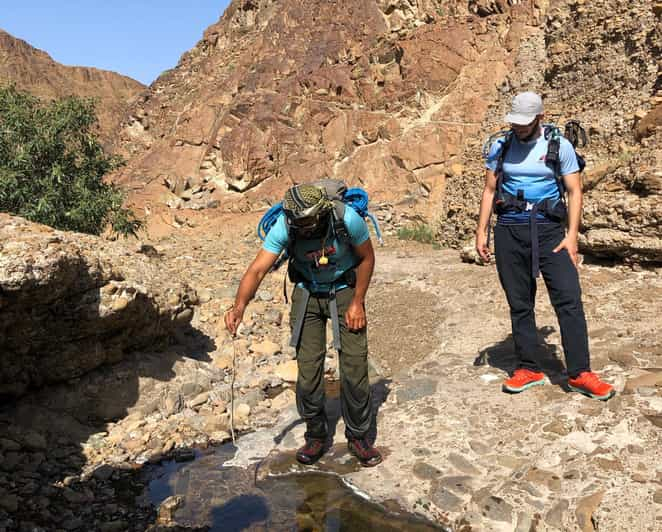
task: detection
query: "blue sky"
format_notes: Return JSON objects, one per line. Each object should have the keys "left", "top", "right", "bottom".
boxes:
{"left": 2, "top": 1, "right": 231, "bottom": 85}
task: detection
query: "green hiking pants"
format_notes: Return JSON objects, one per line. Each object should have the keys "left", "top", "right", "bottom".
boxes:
{"left": 290, "top": 285, "right": 371, "bottom": 440}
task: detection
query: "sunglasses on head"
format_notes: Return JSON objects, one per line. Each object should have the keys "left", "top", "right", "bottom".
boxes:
{"left": 291, "top": 215, "right": 321, "bottom": 230}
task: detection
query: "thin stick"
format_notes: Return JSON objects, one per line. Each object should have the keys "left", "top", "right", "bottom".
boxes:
{"left": 230, "top": 334, "right": 237, "bottom": 445}
{"left": 224, "top": 307, "right": 238, "bottom": 446}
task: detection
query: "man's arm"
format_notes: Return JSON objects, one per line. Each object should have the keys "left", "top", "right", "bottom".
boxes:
{"left": 345, "top": 238, "right": 375, "bottom": 331}
{"left": 553, "top": 171, "right": 582, "bottom": 267}
{"left": 225, "top": 249, "right": 279, "bottom": 334}
{"left": 475, "top": 169, "right": 498, "bottom": 262}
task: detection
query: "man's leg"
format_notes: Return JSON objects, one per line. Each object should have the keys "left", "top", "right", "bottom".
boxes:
{"left": 537, "top": 224, "right": 590, "bottom": 377}
{"left": 291, "top": 287, "right": 327, "bottom": 445}
{"left": 334, "top": 288, "right": 381, "bottom": 466}
{"left": 494, "top": 224, "right": 540, "bottom": 371}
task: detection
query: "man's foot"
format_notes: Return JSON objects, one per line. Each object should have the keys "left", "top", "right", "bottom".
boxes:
{"left": 568, "top": 371, "right": 615, "bottom": 401}
{"left": 503, "top": 368, "right": 546, "bottom": 393}
{"left": 347, "top": 438, "right": 382, "bottom": 467}
{"left": 296, "top": 438, "right": 326, "bottom": 465}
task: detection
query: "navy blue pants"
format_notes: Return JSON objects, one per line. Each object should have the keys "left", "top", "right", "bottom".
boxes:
{"left": 494, "top": 223, "right": 591, "bottom": 378}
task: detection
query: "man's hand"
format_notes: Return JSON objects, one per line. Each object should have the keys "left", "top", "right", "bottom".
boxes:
{"left": 224, "top": 306, "right": 245, "bottom": 336}
{"left": 345, "top": 299, "right": 367, "bottom": 331}
{"left": 553, "top": 234, "right": 579, "bottom": 267}
{"left": 476, "top": 230, "right": 491, "bottom": 263}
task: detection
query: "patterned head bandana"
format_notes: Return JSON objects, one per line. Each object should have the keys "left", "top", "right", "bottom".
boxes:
{"left": 283, "top": 184, "right": 333, "bottom": 222}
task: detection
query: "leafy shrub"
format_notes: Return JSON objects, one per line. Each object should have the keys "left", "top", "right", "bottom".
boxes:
{"left": 396, "top": 223, "right": 437, "bottom": 244}
{"left": 0, "top": 85, "right": 141, "bottom": 236}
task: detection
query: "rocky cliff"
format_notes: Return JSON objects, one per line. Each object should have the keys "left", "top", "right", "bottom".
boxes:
{"left": 115, "top": 0, "right": 541, "bottom": 217}
{"left": 0, "top": 29, "right": 145, "bottom": 143}
{"left": 116, "top": 0, "right": 660, "bottom": 263}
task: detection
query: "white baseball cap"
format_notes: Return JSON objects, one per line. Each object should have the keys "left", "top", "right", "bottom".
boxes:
{"left": 504, "top": 92, "right": 544, "bottom": 125}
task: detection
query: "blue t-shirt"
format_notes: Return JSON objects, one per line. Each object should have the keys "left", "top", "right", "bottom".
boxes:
{"left": 262, "top": 208, "right": 370, "bottom": 291}
{"left": 485, "top": 133, "right": 580, "bottom": 224}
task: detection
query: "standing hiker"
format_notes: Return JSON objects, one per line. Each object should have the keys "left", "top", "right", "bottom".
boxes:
{"left": 224, "top": 181, "right": 382, "bottom": 466}
{"left": 475, "top": 91, "right": 614, "bottom": 400}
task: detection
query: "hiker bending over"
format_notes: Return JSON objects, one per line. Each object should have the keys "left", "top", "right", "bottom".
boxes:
{"left": 475, "top": 91, "right": 614, "bottom": 400}
{"left": 225, "top": 181, "right": 382, "bottom": 466}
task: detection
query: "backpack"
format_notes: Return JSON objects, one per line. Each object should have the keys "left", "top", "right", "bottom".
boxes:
{"left": 482, "top": 121, "right": 588, "bottom": 279}
{"left": 257, "top": 179, "right": 383, "bottom": 274}
{"left": 482, "top": 120, "right": 588, "bottom": 221}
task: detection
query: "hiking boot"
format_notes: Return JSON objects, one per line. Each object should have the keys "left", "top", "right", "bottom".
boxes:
{"left": 568, "top": 371, "right": 615, "bottom": 401}
{"left": 503, "top": 368, "right": 546, "bottom": 393}
{"left": 296, "top": 438, "right": 325, "bottom": 465}
{"left": 347, "top": 438, "right": 382, "bottom": 467}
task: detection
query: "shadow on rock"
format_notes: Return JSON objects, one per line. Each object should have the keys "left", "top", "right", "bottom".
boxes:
{"left": 326, "top": 378, "right": 392, "bottom": 447}
{"left": 0, "top": 324, "right": 217, "bottom": 532}
{"left": 474, "top": 326, "right": 568, "bottom": 386}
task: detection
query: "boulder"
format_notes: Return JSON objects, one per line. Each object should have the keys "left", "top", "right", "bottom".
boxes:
{"left": 0, "top": 214, "right": 196, "bottom": 396}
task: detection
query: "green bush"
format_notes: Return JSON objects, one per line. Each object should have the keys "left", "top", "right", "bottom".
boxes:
{"left": 0, "top": 85, "right": 141, "bottom": 236}
{"left": 396, "top": 223, "right": 437, "bottom": 245}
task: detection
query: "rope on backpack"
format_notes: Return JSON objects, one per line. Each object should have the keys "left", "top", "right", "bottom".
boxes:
{"left": 257, "top": 203, "right": 284, "bottom": 241}
{"left": 344, "top": 188, "right": 384, "bottom": 245}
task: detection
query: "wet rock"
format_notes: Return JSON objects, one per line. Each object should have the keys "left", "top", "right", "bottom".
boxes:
{"left": 91, "top": 464, "right": 114, "bottom": 481}
{"left": 157, "top": 495, "right": 183, "bottom": 524}
{"left": 21, "top": 431, "right": 47, "bottom": 451}
{"left": 98, "top": 520, "right": 129, "bottom": 532}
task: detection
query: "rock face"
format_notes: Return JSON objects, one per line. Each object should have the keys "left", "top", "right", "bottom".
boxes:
{"left": 0, "top": 214, "right": 196, "bottom": 396}
{"left": 437, "top": 0, "right": 661, "bottom": 262}
{"left": 115, "top": 0, "right": 539, "bottom": 219}
{"left": 0, "top": 29, "right": 145, "bottom": 143}
{"left": 114, "top": 0, "right": 659, "bottom": 263}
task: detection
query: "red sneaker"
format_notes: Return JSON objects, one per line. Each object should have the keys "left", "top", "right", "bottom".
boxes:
{"left": 503, "top": 369, "right": 546, "bottom": 393}
{"left": 568, "top": 372, "right": 615, "bottom": 401}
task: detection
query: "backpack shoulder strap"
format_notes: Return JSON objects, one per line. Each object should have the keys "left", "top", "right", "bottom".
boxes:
{"left": 331, "top": 201, "right": 350, "bottom": 245}
{"left": 543, "top": 125, "right": 567, "bottom": 199}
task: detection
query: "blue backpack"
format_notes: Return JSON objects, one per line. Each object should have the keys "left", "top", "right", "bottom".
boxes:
{"left": 257, "top": 179, "right": 383, "bottom": 270}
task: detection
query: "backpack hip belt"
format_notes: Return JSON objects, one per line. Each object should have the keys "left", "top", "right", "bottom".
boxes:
{"left": 288, "top": 269, "right": 356, "bottom": 353}
{"left": 496, "top": 190, "right": 567, "bottom": 279}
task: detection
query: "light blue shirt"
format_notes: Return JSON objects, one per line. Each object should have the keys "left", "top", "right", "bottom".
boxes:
{"left": 263, "top": 207, "right": 370, "bottom": 290}
{"left": 485, "top": 132, "right": 580, "bottom": 224}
